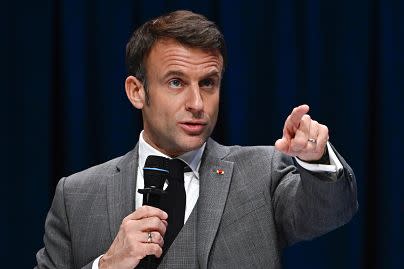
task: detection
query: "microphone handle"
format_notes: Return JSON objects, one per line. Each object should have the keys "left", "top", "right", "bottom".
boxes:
{"left": 137, "top": 188, "right": 166, "bottom": 269}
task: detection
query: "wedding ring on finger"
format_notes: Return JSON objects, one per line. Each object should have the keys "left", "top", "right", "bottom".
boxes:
{"left": 147, "top": 232, "right": 152, "bottom": 243}
{"left": 308, "top": 138, "right": 317, "bottom": 143}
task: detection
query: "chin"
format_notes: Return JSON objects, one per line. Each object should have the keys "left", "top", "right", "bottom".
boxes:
{"left": 180, "top": 136, "right": 207, "bottom": 151}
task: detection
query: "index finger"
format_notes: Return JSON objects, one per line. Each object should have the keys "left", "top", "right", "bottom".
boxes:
{"left": 288, "top": 104, "right": 310, "bottom": 129}
{"left": 124, "top": 206, "right": 168, "bottom": 222}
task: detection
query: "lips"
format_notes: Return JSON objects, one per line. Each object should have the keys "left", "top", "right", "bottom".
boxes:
{"left": 178, "top": 121, "right": 208, "bottom": 134}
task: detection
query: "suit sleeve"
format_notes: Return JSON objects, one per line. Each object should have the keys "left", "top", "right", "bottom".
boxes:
{"left": 35, "top": 178, "right": 98, "bottom": 269}
{"left": 270, "top": 145, "right": 358, "bottom": 247}
{"left": 35, "top": 177, "right": 75, "bottom": 268}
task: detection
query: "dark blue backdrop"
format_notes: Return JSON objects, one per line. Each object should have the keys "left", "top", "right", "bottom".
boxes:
{"left": 1, "top": 0, "right": 403, "bottom": 268}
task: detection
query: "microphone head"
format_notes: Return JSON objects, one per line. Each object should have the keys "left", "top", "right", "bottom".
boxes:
{"left": 143, "top": 155, "right": 169, "bottom": 189}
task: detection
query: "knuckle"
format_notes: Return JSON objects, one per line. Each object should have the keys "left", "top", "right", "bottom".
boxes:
{"left": 122, "top": 214, "right": 132, "bottom": 223}
{"left": 149, "top": 216, "right": 161, "bottom": 227}
{"left": 159, "top": 220, "right": 167, "bottom": 231}
{"left": 160, "top": 224, "right": 167, "bottom": 235}
{"left": 120, "top": 222, "right": 130, "bottom": 234}
{"left": 156, "top": 246, "right": 163, "bottom": 257}
{"left": 156, "top": 233, "right": 163, "bottom": 244}
{"left": 141, "top": 205, "right": 151, "bottom": 214}
{"left": 152, "top": 244, "right": 161, "bottom": 254}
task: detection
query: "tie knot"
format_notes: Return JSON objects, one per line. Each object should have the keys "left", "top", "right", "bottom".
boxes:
{"left": 168, "top": 159, "right": 191, "bottom": 182}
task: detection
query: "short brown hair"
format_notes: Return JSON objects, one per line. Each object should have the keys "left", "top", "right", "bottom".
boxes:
{"left": 125, "top": 10, "right": 227, "bottom": 82}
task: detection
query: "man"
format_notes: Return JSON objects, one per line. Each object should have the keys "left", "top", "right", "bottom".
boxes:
{"left": 35, "top": 10, "right": 358, "bottom": 269}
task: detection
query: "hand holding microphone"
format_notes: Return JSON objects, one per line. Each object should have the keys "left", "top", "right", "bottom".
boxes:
{"left": 99, "top": 156, "right": 169, "bottom": 269}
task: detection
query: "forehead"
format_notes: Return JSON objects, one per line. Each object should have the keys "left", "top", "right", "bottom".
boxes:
{"left": 145, "top": 38, "right": 223, "bottom": 74}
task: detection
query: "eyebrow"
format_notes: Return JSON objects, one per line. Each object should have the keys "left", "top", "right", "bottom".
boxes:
{"left": 161, "top": 69, "right": 221, "bottom": 82}
{"left": 162, "top": 70, "right": 185, "bottom": 81}
{"left": 201, "top": 70, "right": 221, "bottom": 80}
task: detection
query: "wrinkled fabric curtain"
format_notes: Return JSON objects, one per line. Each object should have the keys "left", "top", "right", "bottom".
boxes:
{"left": 1, "top": 0, "right": 402, "bottom": 268}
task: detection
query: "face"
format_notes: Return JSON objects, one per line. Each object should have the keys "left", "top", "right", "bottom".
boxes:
{"left": 126, "top": 39, "right": 223, "bottom": 157}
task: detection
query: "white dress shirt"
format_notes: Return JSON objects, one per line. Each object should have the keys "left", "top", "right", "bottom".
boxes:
{"left": 92, "top": 132, "right": 342, "bottom": 268}
{"left": 136, "top": 131, "right": 204, "bottom": 223}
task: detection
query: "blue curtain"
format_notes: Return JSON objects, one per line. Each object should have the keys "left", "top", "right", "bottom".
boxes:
{"left": 1, "top": 0, "right": 403, "bottom": 268}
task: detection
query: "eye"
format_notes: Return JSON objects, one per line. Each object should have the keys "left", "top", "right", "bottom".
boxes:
{"left": 200, "top": 78, "right": 215, "bottom": 88}
{"left": 168, "top": 79, "right": 183, "bottom": 88}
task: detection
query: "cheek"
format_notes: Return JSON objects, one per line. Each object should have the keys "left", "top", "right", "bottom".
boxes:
{"left": 206, "top": 96, "right": 220, "bottom": 116}
{"left": 154, "top": 101, "right": 182, "bottom": 128}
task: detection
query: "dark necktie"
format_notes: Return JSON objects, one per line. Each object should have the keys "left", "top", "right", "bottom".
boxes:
{"left": 159, "top": 158, "right": 191, "bottom": 257}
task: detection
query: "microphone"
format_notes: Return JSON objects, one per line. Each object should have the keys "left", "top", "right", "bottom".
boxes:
{"left": 137, "top": 155, "right": 169, "bottom": 269}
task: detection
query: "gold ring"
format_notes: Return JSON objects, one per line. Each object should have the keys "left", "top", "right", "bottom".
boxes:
{"left": 308, "top": 138, "right": 317, "bottom": 143}
{"left": 147, "top": 232, "right": 152, "bottom": 243}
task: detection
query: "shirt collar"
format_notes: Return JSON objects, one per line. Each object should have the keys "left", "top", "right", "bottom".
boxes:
{"left": 138, "top": 130, "right": 205, "bottom": 179}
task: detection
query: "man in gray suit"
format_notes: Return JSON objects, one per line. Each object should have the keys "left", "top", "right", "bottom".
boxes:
{"left": 35, "top": 10, "right": 358, "bottom": 269}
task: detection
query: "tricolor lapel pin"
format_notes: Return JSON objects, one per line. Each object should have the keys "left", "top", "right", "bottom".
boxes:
{"left": 215, "top": 169, "right": 224, "bottom": 175}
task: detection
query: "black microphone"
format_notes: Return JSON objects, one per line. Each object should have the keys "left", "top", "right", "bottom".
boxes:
{"left": 137, "top": 155, "right": 169, "bottom": 269}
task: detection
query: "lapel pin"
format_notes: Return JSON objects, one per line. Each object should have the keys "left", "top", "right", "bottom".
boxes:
{"left": 215, "top": 169, "right": 224, "bottom": 175}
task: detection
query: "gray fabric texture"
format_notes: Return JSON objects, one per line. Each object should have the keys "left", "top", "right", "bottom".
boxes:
{"left": 158, "top": 203, "right": 198, "bottom": 268}
{"left": 35, "top": 139, "right": 358, "bottom": 269}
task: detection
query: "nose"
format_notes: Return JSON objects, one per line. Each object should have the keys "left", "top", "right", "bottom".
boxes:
{"left": 185, "top": 84, "right": 204, "bottom": 114}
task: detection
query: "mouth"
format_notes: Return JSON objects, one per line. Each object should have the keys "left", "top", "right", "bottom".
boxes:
{"left": 178, "top": 121, "right": 208, "bottom": 135}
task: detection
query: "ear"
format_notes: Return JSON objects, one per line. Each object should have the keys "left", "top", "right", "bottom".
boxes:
{"left": 125, "top": 76, "right": 145, "bottom": 109}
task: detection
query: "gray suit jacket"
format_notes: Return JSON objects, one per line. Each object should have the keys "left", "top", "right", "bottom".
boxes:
{"left": 35, "top": 139, "right": 358, "bottom": 269}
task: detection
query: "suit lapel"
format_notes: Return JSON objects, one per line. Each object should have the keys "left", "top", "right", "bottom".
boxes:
{"left": 105, "top": 139, "right": 233, "bottom": 267}
{"left": 107, "top": 144, "right": 139, "bottom": 240}
{"left": 197, "top": 139, "right": 233, "bottom": 268}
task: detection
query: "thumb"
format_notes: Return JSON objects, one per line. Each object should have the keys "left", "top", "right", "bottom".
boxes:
{"left": 275, "top": 137, "right": 289, "bottom": 153}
